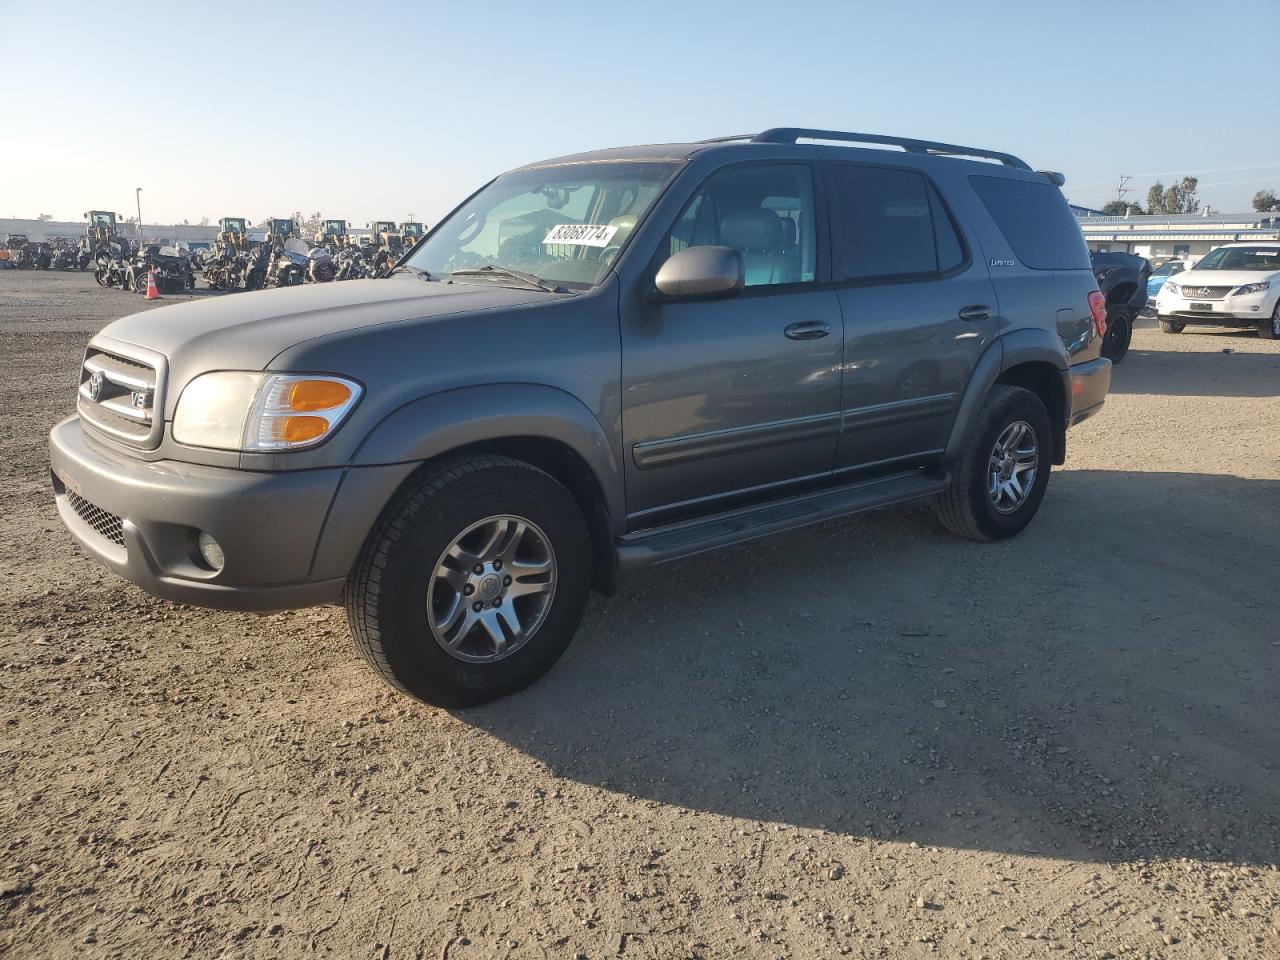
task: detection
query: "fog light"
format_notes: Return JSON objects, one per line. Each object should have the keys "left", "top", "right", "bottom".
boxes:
{"left": 197, "top": 532, "right": 225, "bottom": 571}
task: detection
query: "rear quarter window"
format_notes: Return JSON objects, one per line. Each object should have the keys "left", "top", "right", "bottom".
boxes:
{"left": 970, "top": 175, "right": 1090, "bottom": 271}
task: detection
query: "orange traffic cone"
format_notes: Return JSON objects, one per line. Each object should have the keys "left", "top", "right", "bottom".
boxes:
{"left": 145, "top": 268, "right": 160, "bottom": 300}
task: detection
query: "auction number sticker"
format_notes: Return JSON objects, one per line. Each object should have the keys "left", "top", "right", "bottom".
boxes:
{"left": 543, "top": 223, "right": 619, "bottom": 247}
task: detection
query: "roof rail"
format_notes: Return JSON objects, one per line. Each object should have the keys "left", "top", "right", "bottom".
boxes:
{"left": 747, "top": 128, "right": 1032, "bottom": 171}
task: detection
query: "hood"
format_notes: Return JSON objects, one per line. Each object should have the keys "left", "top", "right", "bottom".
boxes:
{"left": 97, "top": 276, "right": 551, "bottom": 369}
{"left": 1172, "top": 268, "right": 1278, "bottom": 289}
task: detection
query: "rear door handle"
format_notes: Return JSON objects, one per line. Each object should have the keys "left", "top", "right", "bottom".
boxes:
{"left": 958, "top": 305, "right": 992, "bottom": 322}
{"left": 784, "top": 320, "right": 831, "bottom": 340}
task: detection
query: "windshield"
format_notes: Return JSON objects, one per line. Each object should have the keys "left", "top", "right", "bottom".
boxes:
{"left": 90, "top": 213, "right": 113, "bottom": 228}
{"left": 405, "top": 161, "right": 678, "bottom": 288}
{"left": 1151, "top": 261, "right": 1182, "bottom": 277}
{"left": 1195, "top": 246, "right": 1280, "bottom": 271}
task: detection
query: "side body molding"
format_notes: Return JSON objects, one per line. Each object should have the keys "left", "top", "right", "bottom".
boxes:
{"left": 351, "top": 382, "right": 626, "bottom": 529}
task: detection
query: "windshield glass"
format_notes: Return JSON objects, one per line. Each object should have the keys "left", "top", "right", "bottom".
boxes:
{"left": 406, "top": 161, "right": 679, "bottom": 288}
{"left": 1195, "top": 246, "right": 1280, "bottom": 271}
{"left": 1151, "top": 261, "right": 1182, "bottom": 277}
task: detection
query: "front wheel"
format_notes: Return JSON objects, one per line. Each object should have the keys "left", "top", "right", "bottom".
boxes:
{"left": 935, "top": 385, "right": 1052, "bottom": 542}
{"left": 1259, "top": 303, "right": 1280, "bottom": 340}
{"left": 345, "top": 455, "right": 592, "bottom": 707}
{"left": 1159, "top": 319, "right": 1185, "bottom": 334}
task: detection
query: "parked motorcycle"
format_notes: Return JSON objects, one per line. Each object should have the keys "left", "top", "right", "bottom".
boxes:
{"left": 93, "top": 243, "right": 129, "bottom": 288}
{"left": 27, "top": 242, "right": 53, "bottom": 270}
{"left": 306, "top": 246, "right": 336, "bottom": 283}
{"left": 128, "top": 244, "right": 195, "bottom": 294}
{"left": 334, "top": 246, "right": 370, "bottom": 281}
{"left": 50, "top": 240, "right": 78, "bottom": 270}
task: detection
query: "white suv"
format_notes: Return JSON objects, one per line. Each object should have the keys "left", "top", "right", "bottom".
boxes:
{"left": 1155, "top": 242, "right": 1280, "bottom": 339}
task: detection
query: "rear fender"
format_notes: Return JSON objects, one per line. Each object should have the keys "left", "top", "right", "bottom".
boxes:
{"left": 945, "top": 330, "right": 1070, "bottom": 464}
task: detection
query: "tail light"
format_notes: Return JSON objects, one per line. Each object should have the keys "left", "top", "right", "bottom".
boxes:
{"left": 1087, "top": 290, "right": 1108, "bottom": 339}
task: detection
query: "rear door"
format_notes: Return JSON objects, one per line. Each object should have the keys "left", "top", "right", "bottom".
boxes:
{"left": 825, "top": 161, "right": 997, "bottom": 473}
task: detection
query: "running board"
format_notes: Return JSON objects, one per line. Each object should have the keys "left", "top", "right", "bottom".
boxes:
{"left": 616, "top": 469, "right": 947, "bottom": 571}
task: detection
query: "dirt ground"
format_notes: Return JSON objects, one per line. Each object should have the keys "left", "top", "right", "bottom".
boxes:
{"left": 1, "top": 269, "right": 1276, "bottom": 960}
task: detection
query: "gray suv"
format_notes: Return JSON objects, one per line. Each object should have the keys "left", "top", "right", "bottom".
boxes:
{"left": 50, "top": 128, "right": 1111, "bottom": 706}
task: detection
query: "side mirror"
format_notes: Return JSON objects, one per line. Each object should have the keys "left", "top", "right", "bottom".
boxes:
{"left": 654, "top": 245, "right": 744, "bottom": 299}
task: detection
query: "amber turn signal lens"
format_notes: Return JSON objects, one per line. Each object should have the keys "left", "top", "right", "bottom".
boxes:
{"left": 289, "top": 379, "right": 352, "bottom": 411}
{"left": 281, "top": 416, "right": 329, "bottom": 443}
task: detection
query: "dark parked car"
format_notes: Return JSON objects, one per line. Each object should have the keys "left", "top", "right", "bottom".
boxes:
{"left": 1090, "top": 251, "right": 1151, "bottom": 361}
{"left": 50, "top": 128, "right": 1112, "bottom": 706}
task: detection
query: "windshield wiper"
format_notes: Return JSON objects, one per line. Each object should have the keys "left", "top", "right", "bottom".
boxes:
{"left": 388, "top": 264, "right": 432, "bottom": 281}
{"left": 447, "top": 265, "right": 565, "bottom": 293}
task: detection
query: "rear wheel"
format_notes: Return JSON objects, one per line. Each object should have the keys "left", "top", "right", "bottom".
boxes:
{"left": 1159, "top": 319, "right": 1185, "bottom": 334}
{"left": 935, "top": 385, "right": 1052, "bottom": 542}
{"left": 345, "top": 455, "right": 592, "bottom": 707}
{"left": 1259, "top": 303, "right": 1280, "bottom": 340}
{"left": 1101, "top": 305, "right": 1133, "bottom": 362}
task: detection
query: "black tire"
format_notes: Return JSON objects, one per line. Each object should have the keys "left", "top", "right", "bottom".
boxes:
{"left": 1101, "top": 305, "right": 1133, "bottom": 362}
{"left": 1159, "top": 319, "right": 1185, "bottom": 334}
{"left": 1259, "top": 304, "right": 1280, "bottom": 340}
{"left": 345, "top": 455, "right": 592, "bottom": 707}
{"left": 935, "top": 384, "right": 1052, "bottom": 542}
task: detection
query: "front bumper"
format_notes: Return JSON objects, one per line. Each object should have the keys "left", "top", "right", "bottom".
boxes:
{"left": 49, "top": 415, "right": 352, "bottom": 611}
{"left": 1155, "top": 290, "right": 1273, "bottom": 325}
{"left": 1068, "top": 357, "right": 1110, "bottom": 427}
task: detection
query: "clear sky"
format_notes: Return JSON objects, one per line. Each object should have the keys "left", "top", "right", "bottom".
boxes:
{"left": 4, "top": 0, "right": 1278, "bottom": 226}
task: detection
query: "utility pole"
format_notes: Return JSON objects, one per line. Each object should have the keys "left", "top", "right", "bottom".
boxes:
{"left": 136, "top": 187, "right": 143, "bottom": 248}
{"left": 1115, "top": 175, "right": 1132, "bottom": 205}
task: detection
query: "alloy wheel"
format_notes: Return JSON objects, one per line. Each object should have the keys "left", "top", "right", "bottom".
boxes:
{"left": 426, "top": 514, "right": 556, "bottom": 663}
{"left": 987, "top": 420, "right": 1039, "bottom": 514}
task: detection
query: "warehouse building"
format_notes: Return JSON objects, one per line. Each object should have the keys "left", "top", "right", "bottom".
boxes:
{"left": 1077, "top": 211, "right": 1280, "bottom": 261}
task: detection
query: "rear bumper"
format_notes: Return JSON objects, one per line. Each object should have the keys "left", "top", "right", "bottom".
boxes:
{"left": 1068, "top": 357, "right": 1110, "bottom": 427}
{"left": 49, "top": 415, "right": 362, "bottom": 611}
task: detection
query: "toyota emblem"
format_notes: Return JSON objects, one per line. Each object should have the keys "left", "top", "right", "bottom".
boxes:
{"left": 87, "top": 370, "right": 105, "bottom": 402}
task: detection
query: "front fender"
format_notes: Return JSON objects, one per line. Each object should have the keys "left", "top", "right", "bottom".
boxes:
{"left": 351, "top": 382, "right": 625, "bottom": 524}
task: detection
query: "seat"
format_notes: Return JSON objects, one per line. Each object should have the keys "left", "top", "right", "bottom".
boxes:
{"left": 719, "top": 208, "right": 801, "bottom": 285}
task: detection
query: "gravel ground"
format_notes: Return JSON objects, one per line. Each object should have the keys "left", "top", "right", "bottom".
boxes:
{"left": 1, "top": 270, "right": 1277, "bottom": 959}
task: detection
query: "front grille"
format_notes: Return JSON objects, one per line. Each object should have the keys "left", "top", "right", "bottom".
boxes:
{"left": 66, "top": 489, "right": 125, "bottom": 546}
{"left": 77, "top": 349, "right": 159, "bottom": 446}
{"left": 1180, "top": 286, "right": 1233, "bottom": 300}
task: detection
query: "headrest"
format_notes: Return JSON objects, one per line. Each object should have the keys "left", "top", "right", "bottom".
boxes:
{"left": 720, "top": 208, "right": 783, "bottom": 251}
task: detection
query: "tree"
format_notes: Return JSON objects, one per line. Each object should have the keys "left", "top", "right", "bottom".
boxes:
{"left": 1102, "top": 200, "right": 1144, "bottom": 216}
{"left": 1146, "top": 177, "right": 1200, "bottom": 215}
{"left": 199, "top": 217, "right": 210, "bottom": 226}
{"left": 36, "top": 213, "right": 53, "bottom": 221}
{"left": 1253, "top": 190, "right": 1280, "bottom": 213}
{"left": 294, "top": 211, "right": 325, "bottom": 237}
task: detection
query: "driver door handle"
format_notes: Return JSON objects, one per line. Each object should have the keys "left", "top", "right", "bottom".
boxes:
{"left": 958, "top": 304, "right": 992, "bottom": 322}
{"left": 784, "top": 320, "right": 831, "bottom": 340}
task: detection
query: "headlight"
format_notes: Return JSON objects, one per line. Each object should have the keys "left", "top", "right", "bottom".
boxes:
{"left": 1163, "top": 282, "right": 1180, "bottom": 296}
{"left": 173, "top": 372, "right": 362, "bottom": 451}
{"left": 1232, "top": 281, "right": 1270, "bottom": 296}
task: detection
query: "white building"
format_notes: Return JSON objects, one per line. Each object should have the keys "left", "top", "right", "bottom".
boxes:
{"left": 1077, "top": 212, "right": 1280, "bottom": 261}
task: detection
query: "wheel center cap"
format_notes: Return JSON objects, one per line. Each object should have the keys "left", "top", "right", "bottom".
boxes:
{"left": 477, "top": 573, "right": 502, "bottom": 601}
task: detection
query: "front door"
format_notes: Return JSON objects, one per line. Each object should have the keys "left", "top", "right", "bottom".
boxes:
{"left": 620, "top": 162, "right": 843, "bottom": 525}
{"left": 824, "top": 161, "right": 997, "bottom": 473}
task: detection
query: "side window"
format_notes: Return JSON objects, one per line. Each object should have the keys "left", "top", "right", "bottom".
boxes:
{"left": 828, "top": 164, "right": 965, "bottom": 281}
{"left": 969, "top": 175, "right": 1091, "bottom": 270}
{"left": 667, "top": 164, "right": 816, "bottom": 287}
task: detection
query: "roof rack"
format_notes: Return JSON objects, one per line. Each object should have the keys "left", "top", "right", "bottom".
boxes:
{"left": 703, "top": 128, "right": 1032, "bottom": 171}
